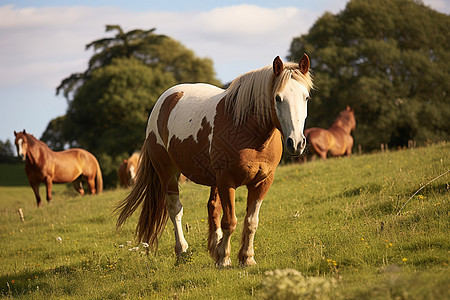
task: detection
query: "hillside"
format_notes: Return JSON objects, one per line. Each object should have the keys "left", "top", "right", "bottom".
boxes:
{"left": 0, "top": 143, "right": 448, "bottom": 299}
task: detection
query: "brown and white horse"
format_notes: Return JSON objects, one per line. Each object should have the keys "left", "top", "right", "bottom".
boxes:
{"left": 116, "top": 54, "right": 313, "bottom": 267}
{"left": 14, "top": 130, "right": 103, "bottom": 207}
{"left": 118, "top": 152, "right": 140, "bottom": 187}
{"left": 304, "top": 106, "right": 356, "bottom": 159}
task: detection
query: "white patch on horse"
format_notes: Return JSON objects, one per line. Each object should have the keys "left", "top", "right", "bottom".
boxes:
{"left": 17, "top": 138, "right": 24, "bottom": 159}
{"left": 166, "top": 83, "right": 224, "bottom": 146}
{"left": 166, "top": 194, "right": 188, "bottom": 255}
{"left": 129, "top": 165, "right": 136, "bottom": 181}
{"left": 146, "top": 88, "right": 172, "bottom": 146}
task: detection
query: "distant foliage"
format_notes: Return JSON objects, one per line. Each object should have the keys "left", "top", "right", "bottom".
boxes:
{"left": 0, "top": 139, "right": 18, "bottom": 163}
{"left": 288, "top": 0, "right": 450, "bottom": 150}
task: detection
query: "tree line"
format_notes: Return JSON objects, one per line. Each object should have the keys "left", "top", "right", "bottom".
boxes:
{"left": 2, "top": 0, "right": 448, "bottom": 186}
{"left": 288, "top": 0, "right": 449, "bottom": 150}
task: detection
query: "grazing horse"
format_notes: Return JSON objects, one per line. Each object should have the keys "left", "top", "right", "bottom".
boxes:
{"left": 116, "top": 54, "right": 313, "bottom": 267}
{"left": 118, "top": 152, "right": 140, "bottom": 187}
{"left": 304, "top": 106, "right": 356, "bottom": 159}
{"left": 14, "top": 130, "right": 103, "bottom": 207}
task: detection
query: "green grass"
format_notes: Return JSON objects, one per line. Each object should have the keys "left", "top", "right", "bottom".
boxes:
{"left": 0, "top": 143, "right": 448, "bottom": 299}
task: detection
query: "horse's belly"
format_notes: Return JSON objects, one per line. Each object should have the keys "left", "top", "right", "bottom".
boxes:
{"left": 52, "top": 164, "right": 82, "bottom": 183}
{"left": 168, "top": 136, "right": 216, "bottom": 186}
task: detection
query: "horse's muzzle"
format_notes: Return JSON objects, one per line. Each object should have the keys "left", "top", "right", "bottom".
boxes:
{"left": 286, "top": 137, "right": 306, "bottom": 156}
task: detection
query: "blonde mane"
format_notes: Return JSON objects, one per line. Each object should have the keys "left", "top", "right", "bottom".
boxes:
{"left": 224, "top": 62, "right": 314, "bottom": 126}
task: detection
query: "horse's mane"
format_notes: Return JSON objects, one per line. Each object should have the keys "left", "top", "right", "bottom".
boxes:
{"left": 224, "top": 62, "right": 314, "bottom": 126}
{"left": 24, "top": 133, "right": 49, "bottom": 149}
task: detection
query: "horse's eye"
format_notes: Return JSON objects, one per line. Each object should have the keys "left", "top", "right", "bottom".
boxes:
{"left": 275, "top": 95, "right": 282, "bottom": 102}
{"left": 306, "top": 96, "right": 310, "bottom": 101}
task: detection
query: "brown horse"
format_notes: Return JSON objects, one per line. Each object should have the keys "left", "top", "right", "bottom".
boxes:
{"left": 304, "top": 106, "right": 356, "bottom": 159}
{"left": 118, "top": 152, "right": 140, "bottom": 187}
{"left": 14, "top": 130, "right": 103, "bottom": 207}
{"left": 116, "top": 54, "right": 314, "bottom": 267}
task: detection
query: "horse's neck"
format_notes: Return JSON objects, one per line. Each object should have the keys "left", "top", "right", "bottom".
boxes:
{"left": 250, "top": 114, "right": 280, "bottom": 146}
{"left": 26, "top": 136, "right": 48, "bottom": 165}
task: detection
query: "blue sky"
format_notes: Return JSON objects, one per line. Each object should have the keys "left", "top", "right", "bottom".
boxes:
{"left": 0, "top": 0, "right": 448, "bottom": 145}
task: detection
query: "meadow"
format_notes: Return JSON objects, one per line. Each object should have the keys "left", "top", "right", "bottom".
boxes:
{"left": 0, "top": 143, "right": 448, "bottom": 299}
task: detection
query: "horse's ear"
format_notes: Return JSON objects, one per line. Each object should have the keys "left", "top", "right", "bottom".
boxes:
{"left": 14, "top": 131, "right": 17, "bottom": 136}
{"left": 273, "top": 56, "right": 283, "bottom": 76}
{"left": 23, "top": 129, "right": 26, "bottom": 134}
{"left": 299, "top": 53, "right": 310, "bottom": 75}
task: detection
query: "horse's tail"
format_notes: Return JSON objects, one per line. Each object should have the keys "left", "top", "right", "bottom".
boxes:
{"left": 115, "top": 141, "right": 167, "bottom": 248}
{"left": 95, "top": 160, "right": 103, "bottom": 194}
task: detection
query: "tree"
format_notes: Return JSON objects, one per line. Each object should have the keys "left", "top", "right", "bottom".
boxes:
{"left": 56, "top": 25, "right": 220, "bottom": 101}
{"left": 288, "top": 0, "right": 449, "bottom": 150}
{"left": 0, "top": 139, "right": 18, "bottom": 163}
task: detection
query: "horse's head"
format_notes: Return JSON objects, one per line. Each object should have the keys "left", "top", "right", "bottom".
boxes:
{"left": 336, "top": 106, "right": 356, "bottom": 132}
{"left": 345, "top": 106, "right": 356, "bottom": 131}
{"left": 271, "top": 54, "right": 312, "bottom": 156}
{"left": 14, "top": 130, "right": 28, "bottom": 161}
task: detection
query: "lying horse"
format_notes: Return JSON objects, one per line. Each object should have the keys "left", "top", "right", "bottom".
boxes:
{"left": 304, "top": 106, "right": 356, "bottom": 159}
{"left": 14, "top": 130, "right": 103, "bottom": 207}
{"left": 116, "top": 54, "right": 313, "bottom": 267}
{"left": 118, "top": 152, "right": 140, "bottom": 187}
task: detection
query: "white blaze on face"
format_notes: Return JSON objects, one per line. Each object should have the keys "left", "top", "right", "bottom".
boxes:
{"left": 275, "top": 79, "right": 309, "bottom": 155}
{"left": 17, "top": 138, "right": 25, "bottom": 160}
{"left": 129, "top": 165, "right": 136, "bottom": 181}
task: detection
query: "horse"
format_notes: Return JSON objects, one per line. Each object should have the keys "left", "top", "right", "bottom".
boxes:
{"left": 116, "top": 54, "right": 313, "bottom": 267}
{"left": 14, "top": 130, "right": 103, "bottom": 207}
{"left": 304, "top": 106, "right": 356, "bottom": 160}
{"left": 118, "top": 152, "right": 140, "bottom": 187}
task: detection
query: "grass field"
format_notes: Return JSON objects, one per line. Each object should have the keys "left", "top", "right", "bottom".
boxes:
{"left": 0, "top": 143, "right": 448, "bottom": 299}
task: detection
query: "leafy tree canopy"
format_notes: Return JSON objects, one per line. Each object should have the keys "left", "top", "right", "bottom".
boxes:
{"left": 288, "top": 0, "right": 449, "bottom": 150}
{"left": 56, "top": 25, "right": 221, "bottom": 101}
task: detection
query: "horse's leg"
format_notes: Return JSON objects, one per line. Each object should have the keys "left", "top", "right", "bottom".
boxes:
{"left": 345, "top": 138, "right": 354, "bottom": 156}
{"left": 30, "top": 182, "right": 42, "bottom": 207}
{"left": 207, "top": 186, "right": 222, "bottom": 260}
{"left": 238, "top": 175, "right": 274, "bottom": 266}
{"left": 165, "top": 178, "right": 188, "bottom": 258}
{"left": 216, "top": 185, "right": 236, "bottom": 267}
{"left": 72, "top": 177, "right": 85, "bottom": 195}
{"left": 87, "top": 175, "right": 97, "bottom": 194}
{"left": 44, "top": 176, "right": 53, "bottom": 203}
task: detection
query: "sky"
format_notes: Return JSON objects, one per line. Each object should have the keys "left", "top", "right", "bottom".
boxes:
{"left": 0, "top": 0, "right": 449, "bottom": 145}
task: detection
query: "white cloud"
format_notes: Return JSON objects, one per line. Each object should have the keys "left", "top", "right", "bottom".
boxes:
{"left": 0, "top": 4, "right": 319, "bottom": 89}
{"left": 423, "top": 0, "right": 450, "bottom": 13}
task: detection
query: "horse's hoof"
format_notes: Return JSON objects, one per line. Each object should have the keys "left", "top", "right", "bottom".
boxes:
{"left": 239, "top": 257, "right": 257, "bottom": 266}
{"left": 216, "top": 257, "right": 232, "bottom": 268}
{"left": 175, "top": 242, "right": 188, "bottom": 256}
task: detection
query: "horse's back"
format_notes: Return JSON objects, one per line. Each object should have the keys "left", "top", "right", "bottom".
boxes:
{"left": 53, "top": 148, "right": 99, "bottom": 175}
{"left": 147, "top": 83, "right": 225, "bottom": 140}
